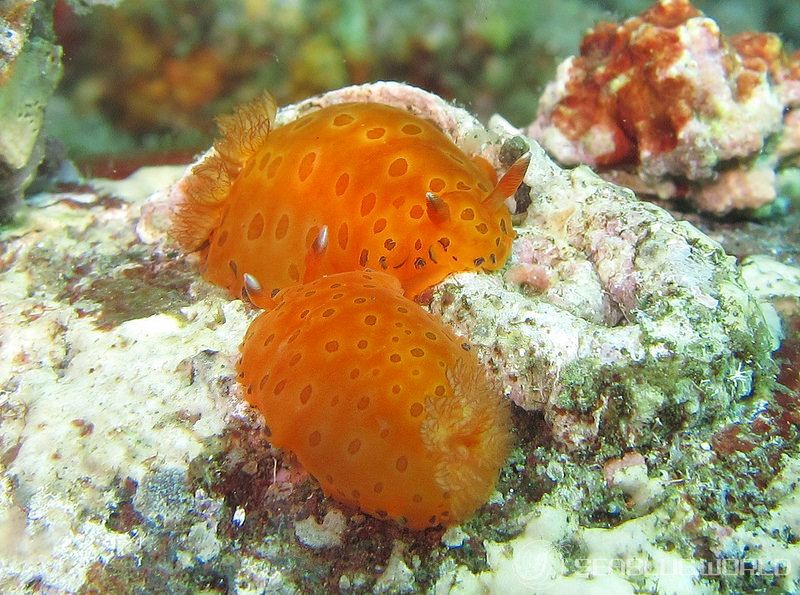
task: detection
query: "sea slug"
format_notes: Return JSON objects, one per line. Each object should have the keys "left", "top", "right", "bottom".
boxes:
{"left": 170, "top": 93, "right": 529, "bottom": 298}
{"left": 237, "top": 270, "right": 512, "bottom": 529}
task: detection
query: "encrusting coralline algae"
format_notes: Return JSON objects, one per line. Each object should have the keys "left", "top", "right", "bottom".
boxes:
{"left": 529, "top": 0, "right": 800, "bottom": 215}
{"left": 0, "top": 79, "right": 797, "bottom": 593}
{"left": 431, "top": 136, "right": 776, "bottom": 452}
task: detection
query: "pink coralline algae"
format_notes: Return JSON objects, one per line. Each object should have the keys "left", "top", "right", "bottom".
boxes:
{"left": 528, "top": 0, "right": 800, "bottom": 214}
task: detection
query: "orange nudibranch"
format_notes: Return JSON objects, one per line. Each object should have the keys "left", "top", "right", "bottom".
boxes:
{"left": 237, "top": 271, "right": 512, "bottom": 529}
{"left": 170, "top": 92, "right": 530, "bottom": 299}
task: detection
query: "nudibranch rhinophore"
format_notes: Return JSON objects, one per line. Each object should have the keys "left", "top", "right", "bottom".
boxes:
{"left": 237, "top": 271, "right": 512, "bottom": 529}
{"left": 170, "top": 92, "right": 530, "bottom": 298}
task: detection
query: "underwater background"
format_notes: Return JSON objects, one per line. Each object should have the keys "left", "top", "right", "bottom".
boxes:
{"left": 45, "top": 0, "right": 800, "bottom": 163}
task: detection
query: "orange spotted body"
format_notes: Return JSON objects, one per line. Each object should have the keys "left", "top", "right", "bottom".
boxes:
{"left": 237, "top": 271, "right": 511, "bottom": 529}
{"left": 172, "top": 95, "right": 528, "bottom": 298}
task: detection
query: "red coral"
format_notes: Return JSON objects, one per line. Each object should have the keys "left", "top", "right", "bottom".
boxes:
{"left": 538, "top": 0, "right": 797, "bottom": 169}
{"left": 549, "top": 0, "right": 705, "bottom": 166}
{"left": 731, "top": 32, "right": 784, "bottom": 76}
{"left": 729, "top": 32, "right": 798, "bottom": 100}
{"left": 640, "top": 0, "right": 701, "bottom": 28}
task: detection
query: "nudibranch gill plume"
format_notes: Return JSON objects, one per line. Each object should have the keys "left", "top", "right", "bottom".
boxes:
{"left": 170, "top": 93, "right": 530, "bottom": 298}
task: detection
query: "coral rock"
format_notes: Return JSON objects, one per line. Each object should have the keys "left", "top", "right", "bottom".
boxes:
{"left": 528, "top": 0, "right": 800, "bottom": 214}
{"left": 429, "top": 133, "right": 775, "bottom": 451}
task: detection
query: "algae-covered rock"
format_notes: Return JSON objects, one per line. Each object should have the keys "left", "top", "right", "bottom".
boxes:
{"left": 429, "top": 124, "right": 775, "bottom": 453}
{"left": 433, "top": 190, "right": 775, "bottom": 450}
{"left": 0, "top": 0, "right": 62, "bottom": 221}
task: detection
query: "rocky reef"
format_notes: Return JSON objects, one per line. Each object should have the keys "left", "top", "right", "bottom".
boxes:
{"left": 1, "top": 81, "right": 798, "bottom": 593}
{"left": 529, "top": 0, "right": 800, "bottom": 215}
{"left": 430, "top": 148, "right": 775, "bottom": 452}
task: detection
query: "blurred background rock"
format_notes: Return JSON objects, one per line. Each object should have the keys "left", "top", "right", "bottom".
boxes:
{"left": 1, "top": 0, "right": 799, "bottom": 215}
{"left": 1, "top": 0, "right": 62, "bottom": 219}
